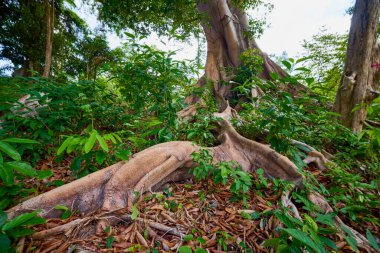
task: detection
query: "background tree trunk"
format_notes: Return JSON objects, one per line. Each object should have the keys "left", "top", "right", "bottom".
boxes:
{"left": 333, "top": 0, "right": 380, "bottom": 132}
{"left": 42, "top": 0, "right": 54, "bottom": 78}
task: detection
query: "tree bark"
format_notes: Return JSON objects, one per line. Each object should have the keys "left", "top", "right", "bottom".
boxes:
{"left": 186, "top": 0, "right": 289, "bottom": 107}
{"left": 42, "top": 0, "right": 54, "bottom": 78}
{"left": 333, "top": 0, "right": 380, "bottom": 132}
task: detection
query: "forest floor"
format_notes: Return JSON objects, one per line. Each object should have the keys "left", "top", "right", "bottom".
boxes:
{"left": 16, "top": 156, "right": 379, "bottom": 253}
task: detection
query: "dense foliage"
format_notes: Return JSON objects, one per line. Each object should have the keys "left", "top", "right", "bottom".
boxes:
{"left": 0, "top": 0, "right": 379, "bottom": 252}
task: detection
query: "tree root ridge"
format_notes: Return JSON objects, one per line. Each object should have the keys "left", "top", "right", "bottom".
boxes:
{"left": 6, "top": 106, "right": 377, "bottom": 252}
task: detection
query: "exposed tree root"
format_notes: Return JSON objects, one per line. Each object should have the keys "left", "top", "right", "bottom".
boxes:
{"left": 7, "top": 106, "right": 302, "bottom": 220}
{"left": 281, "top": 190, "right": 301, "bottom": 220}
{"left": 6, "top": 106, "right": 376, "bottom": 252}
{"left": 32, "top": 212, "right": 185, "bottom": 241}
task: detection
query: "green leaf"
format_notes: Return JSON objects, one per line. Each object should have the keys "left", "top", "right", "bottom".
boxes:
{"left": 187, "top": 131, "right": 196, "bottom": 139}
{"left": 316, "top": 213, "right": 335, "bottom": 227}
{"left": 112, "top": 133, "right": 122, "bottom": 143}
{"left": 55, "top": 204, "right": 72, "bottom": 220}
{"left": 341, "top": 225, "right": 358, "bottom": 252}
{"left": 36, "top": 170, "right": 53, "bottom": 180}
{"left": 269, "top": 72, "right": 279, "bottom": 80}
{"left": 282, "top": 60, "right": 292, "bottom": 70}
{"left": 0, "top": 211, "right": 7, "bottom": 227}
{"left": 131, "top": 204, "right": 140, "bottom": 220}
{"left": 124, "top": 32, "right": 135, "bottom": 38}
{"left": 304, "top": 214, "right": 318, "bottom": 232}
{"left": 5, "top": 162, "right": 37, "bottom": 176}
{"left": 54, "top": 205, "right": 69, "bottom": 212}
{"left": 96, "top": 151, "right": 106, "bottom": 165}
{"left": 319, "top": 236, "right": 338, "bottom": 250}
{"left": 7, "top": 227, "right": 35, "bottom": 238}
{"left": 0, "top": 234, "right": 11, "bottom": 253}
{"left": 194, "top": 248, "right": 207, "bottom": 253}
{"left": 178, "top": 246, "right": 192, "bottom": 253}
{"left": 84, "top": 131, "right": 97, "bottom": 153}
{"left": 57, "top": 136, "right": 74, "bottom": 155}
{"left": 263, "top": 238, "right": 280, "bottom": 248}
{"left": 0, "top": 199, "right": 11, "bottom": 210}
{"left": 106, "top": 236, "right": 115, "bottom": 248}
{"left": 2, "top": 138, "right": 39, "bottom": 144}
{"left": 0, "top": 164, "right": 14, "bottom": 185}
{"left": 0, "top": 141, "right": 21, "bottom": 161}
{"left": 20, "top": 216, "right": 45, "bottom": 226}
{"left": 282, "top": 228, "right": 322, "bottom": 253}
{"left": 2, "top": 211, "right": 39, "bottom": 231}
{"left": 366, "top": 229, "right": 380, "bottom": 251}
{"left": 184, "top": 234, "right": 194, "bottom": 242}
{"left": 96, "top": 134, "right": 109, "bottom": 152}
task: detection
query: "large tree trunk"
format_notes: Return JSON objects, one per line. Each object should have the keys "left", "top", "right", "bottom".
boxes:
{"left": 186, "top": 0, "right": 289, "bottom": 106}
{"left": 333, "top": 0, "right": 380, "bottom": 132}
{"left": 42, "top": 0, "right": 54, "bottom": 78}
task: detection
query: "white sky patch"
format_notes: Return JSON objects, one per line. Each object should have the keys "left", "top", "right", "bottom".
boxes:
{"left": 257, "top": 0, "right": 353, "bottom": 57}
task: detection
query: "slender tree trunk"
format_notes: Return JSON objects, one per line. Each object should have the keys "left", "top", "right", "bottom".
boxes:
{"left": 333, "top": 0, "right": 380, "bottom": 132}
{"left": 42, "top": 0, "right": 54, "bottom": 78}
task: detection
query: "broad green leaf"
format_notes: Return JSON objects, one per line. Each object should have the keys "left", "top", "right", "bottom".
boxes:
{"left": 187, "top": 131, "right": 196, "bottom": 139}
{"left": 112, "top": 133, "right": 122, "bottom": 142}
{"left": 5, "top": 162, "right": 37, "bottom": 176}
{"left": 282, "top": 60, "right": 292, "bottom": 70}
{"left": 96, "top": 151, "right": 106, "bottom": 165}
{"left": 263, "top": 238, "right": 280, "bottom": 248}
{"left": 18, "top": 216, "right": 45, "bottom": 226}
{"left": 269, "top": 72, "right": 279, "bottom": 80}
{"left": 0, "top": 211, "right": 7, "bottom": 227}
{"left": 194, "top": 248, "right": 207, "bottom": 253}
{"left": 36, "top": 170, "right": 53, "bottom": 180}
{"left": 0, "top": 199, "right": 11, "bottom": 210}
{"left": 96, "top": 134, "right": 109, "bottom": 152}
{"left": 316, "top": 213, "right": 335, "bottom": 227}
{"left": 319, "top": 236, "right": 338, "bottom": 250}
{"left": 366, "top": 229, "right": 380, "bottom": 251}
{"left": 178, "top": 246, "right": 192, "bottom": 253}
{"left": 54, "top": 205, "right": 71, "bottom": 219}
{"left": 0, "top": 164, "right": 14, "bottom": 185}
{"left": 131, "top": 204, "right": 140, "bottom": 220}
{"left": 2, "top": 211, "right": 39, "bottom": 231}
{"left": 104, "top": 133, "right": 117, "bottom": 144}
{"left": 282, "top": 228, "right": 322, "bottom": 253}
{"left": 343, "top": 234, "right": 358, "bottom": 252}
{"left": 184, "top": 234, "right": 194, "bottom": 241}
{"left": 2, "top": 138, "right": 39, "bottom": 144}
{"left": 0, "top": 153, "right": 3, "bottom": 164}
{"left": 0, "top": 141, "right": 21, "bottom": 161}
{"left": 57, "top": 136, "right": 74, "bottom": 155}
{"left": 6, "top": 227, "right": 34, "bottom": 238}
{"left": 304, "top": 214, "right": 318, "bottom": 232}
{"left": 106, "top": 236, "right": 115, "bottom": 248}
{"left": 124, "top": 32, "right": 135, "bottom": 38}
{"left": 84, "top": 131, "right": 97, "bottom": 153}
{"left": 0, "top": 234, "right": 11, "bottom": 253}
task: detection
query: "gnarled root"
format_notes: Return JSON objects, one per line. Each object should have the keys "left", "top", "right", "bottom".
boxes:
{"left": 7, "top": 107, "right": 303, "bottom": 225}
{"left": 281, "top": 190, "right": 301, "bottom": 220}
